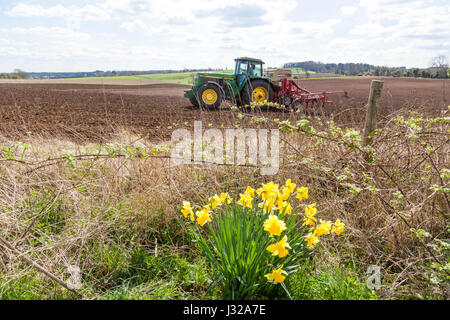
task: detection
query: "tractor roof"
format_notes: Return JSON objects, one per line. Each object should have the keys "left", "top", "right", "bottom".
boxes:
{"left": 235, "top": 57, "right": 265, "bottom": 64}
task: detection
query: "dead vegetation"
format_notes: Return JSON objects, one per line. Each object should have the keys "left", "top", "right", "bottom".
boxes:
{"left": 0, "top": 80, "right": 448, "bottom": 299}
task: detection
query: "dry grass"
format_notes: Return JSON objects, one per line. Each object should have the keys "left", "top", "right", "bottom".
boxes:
{"left": 0, "top": 104, "right": 448, "bottom": 299}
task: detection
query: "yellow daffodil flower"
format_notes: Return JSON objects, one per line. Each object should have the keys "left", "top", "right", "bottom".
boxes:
{"left": 181, "top": 201, "right": 195, "bottom": 221}
{"left": 237, "top": 192, "right": 253, "bottom": 209}
{"left": 209, "top": 195, "right": 222, "bottom": 209}
{"left": 303, "top": 216, "right": 316, "bottom": 226}
{"left": 285, "top": 179, "right": 297, "bottom": 193}
{"left": 305, "top": 232, "right": 320, "bottom": 248}
{"left": 181, "top": 201, "right": 191, "bottom": 217}
{"left": 280, "top": 187, "right": 291, "bottom": 201}
{"left": 305, "top": 203, "right": 317, "bottom": 218}
{"left": 267, "top": 235, "right": 291, "bottom": 258}
{"left": 331, "top": 219, "right": 345, "bottom": 235}
{"left": 314, "top": 219, "right": 332, "bottom": 237}
{"left": 257, "top": 182, "right": 280, "bottom": 202}
{"left": 196, "top": 209, "right": 212, "bottom": 227}
{"left": 284, "top": 202, "right": 293, "bottom": 215}
{"left": 276, "top": 199, "right": 293, "bottom": 215}
{"left": 263, "top": 214, "right": 287, "bottom": 237}
{"left": 259, "top": 199, "right": 275, "bottom": 213}
{"left": 296, "top": 187, "right": 309, "bottom": 201}
{"left": 245, "top": 186, "right": 255, "bottom": 198}
{"left": 265, "top": 265, "right": 288, "bottom": 284}
{"left": 219, "top": 193, "right": 232, "bottom": 204}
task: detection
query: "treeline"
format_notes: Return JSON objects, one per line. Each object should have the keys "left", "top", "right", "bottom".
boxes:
{"left": 284, "top": 61, "right": 374, "bottom": 75}
{"left": 369, "top": 66, "right": 449, "bottom": 78}
{"left": 0, "top": 68, "right": 221, "bottom": 80}
{"left": 0, "top": 69, "right": 29, "bottom": 79}
{"left": 284, "top": 61, "right": 450, "bottom": 79}
{"left": 0, "top": 73, "right": 23, "bottom": 79}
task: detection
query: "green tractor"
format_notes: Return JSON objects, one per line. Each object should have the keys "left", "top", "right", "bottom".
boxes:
{"left": 184, "top": 57, "right": 274, "bottom": 109}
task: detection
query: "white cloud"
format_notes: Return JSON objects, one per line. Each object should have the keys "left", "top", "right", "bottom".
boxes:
{"left": 1, "top": 26, "right": 91, "bottom": 40}
{"left": 1, "top": 0, "right": 449, "bottom": 70}
{"left": 0, "top": 26, "right": 92, "bottom": 60}
{"left": 0, "top": 38, "right": 10, "bottom": 46}
{"left": 6, "top": 4, "right": 70, "bottom": 17}
{"left": 5, "top": 3, "right": 112, "bottom": 36}
{"left": 120, "top": 20, "right": 147, "bottom": 32}
{"left": 5, "top": 2, "right": 127, "bottom": 21}
{"left": 351, "top": 1, "right": 450, "bottom": 42}
{"left": 341, "top": 0, "right": 450, "bottom": 66}
{"left": 340, "top": 6, "right": 358, "bottom": 16}
{"left": 290, "top": 19, "right": 341, "bottom": 39}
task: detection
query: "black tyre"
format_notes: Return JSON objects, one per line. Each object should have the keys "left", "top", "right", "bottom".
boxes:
{"left": 241, "top": 79, "right": 274, "bottom": 106}
{"left": 279, "top": 94, "right": 293, "bottom": 108}
{"left": 196, "top": 83, "right": 222, "bottom": 110}
{"left": 189, "top": 97, "right": 199, "bottom": 108}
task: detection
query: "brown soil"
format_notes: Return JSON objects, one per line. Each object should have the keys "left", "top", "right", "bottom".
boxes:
{"left": 296, "top": 73, "right": 340, "bottom": 78}
{"left": 302, "top": 77, "right": 449, "bottom": 110}
{"left": 0, "top": 78, "right": 448, "bottom": 143}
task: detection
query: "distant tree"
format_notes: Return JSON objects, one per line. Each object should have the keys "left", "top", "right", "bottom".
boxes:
{"left": 392, "top": 69, "right": 401, "bottom": 77}
{"left": 431, "top": 55, "right": 449, "bottom": 79}
{"left": 13, "top": 69, "right": 29, "bottom": 79}
{"left": 431, "top": 55, "right": 448, "bottom": 105}
{"left": 0, "top": 73, "right": 9, "bottom": 79}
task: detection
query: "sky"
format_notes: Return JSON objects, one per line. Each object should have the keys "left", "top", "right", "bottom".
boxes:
{"left": 0, "top": 0, "right": 449, "bottom": 72}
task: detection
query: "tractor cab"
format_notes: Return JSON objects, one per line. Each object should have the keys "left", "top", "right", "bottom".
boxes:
{"left": 234, "top": 57, "right": 264, "bottom": 87}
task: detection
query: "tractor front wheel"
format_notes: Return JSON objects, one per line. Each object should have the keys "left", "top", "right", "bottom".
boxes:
{"left": 241, "top": 79, "right": 274, "bottom": 106}
{"left": 189, "top": 97, "right": 199, "bottom": 108}
{"left": 196, "top": 84, "right": 222, "bottom": 110}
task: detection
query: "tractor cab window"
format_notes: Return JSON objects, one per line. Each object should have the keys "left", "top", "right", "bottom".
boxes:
{"left": 235, "top": 60, "right": 248, "bottom": 75}
{"left": 249, "top": 63, "right": 262, "bottom": 77}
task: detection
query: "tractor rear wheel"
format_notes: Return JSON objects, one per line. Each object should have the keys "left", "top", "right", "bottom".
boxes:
{"left": 241, "top": 79, "right": 274, "bottom": 106}
{"left": 196, "top": 84, "right": 222, "bottom": 110}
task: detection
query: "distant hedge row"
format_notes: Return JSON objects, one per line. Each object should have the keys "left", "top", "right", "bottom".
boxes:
{"left": 284, "top": 61, "right": 449, "bottom": 79}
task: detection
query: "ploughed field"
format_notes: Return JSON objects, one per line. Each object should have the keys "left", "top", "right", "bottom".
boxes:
{"left": 0, "top": 77, "right": 448, "bottom": 142}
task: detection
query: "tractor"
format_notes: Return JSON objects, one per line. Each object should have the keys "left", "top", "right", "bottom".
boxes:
{"left": 184, "top": 57, "right": 345, "bottom": 110}
{"left": 184, "top": 57, "right": 274, "bottom": 109}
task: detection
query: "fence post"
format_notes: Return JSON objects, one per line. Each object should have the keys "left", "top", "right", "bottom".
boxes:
{"left": 363, "top": 80, "right": 384, "bottom": 146}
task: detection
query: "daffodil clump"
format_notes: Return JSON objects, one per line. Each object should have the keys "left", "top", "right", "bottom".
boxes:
{"left": 180, "top": 180, "right": 345, "bottom": 299}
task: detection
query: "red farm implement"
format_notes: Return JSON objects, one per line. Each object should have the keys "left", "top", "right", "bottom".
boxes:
{"left": 270, "top": 70, "right": 347, "bottom": 111}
